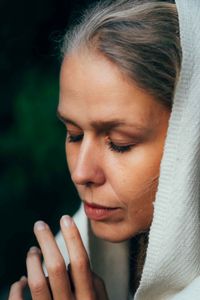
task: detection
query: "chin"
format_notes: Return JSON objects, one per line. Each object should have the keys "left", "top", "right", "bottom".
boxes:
{"left": 89, "top": 219, "right": 142, "bottom": 243}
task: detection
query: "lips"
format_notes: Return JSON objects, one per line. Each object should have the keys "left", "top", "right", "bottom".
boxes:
{"left": 84, "top": 201, "right": 117, "bottom": 209}
{"left": 83, "top": 201, "right": 120, "bottom": 221}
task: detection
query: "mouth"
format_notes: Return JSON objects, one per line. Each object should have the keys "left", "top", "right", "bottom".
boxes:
{"left": 83, "top": 201, "right": 120, "bottom": 221}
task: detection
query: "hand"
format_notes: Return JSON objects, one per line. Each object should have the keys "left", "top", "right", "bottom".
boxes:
{"left": 8, "top": 215, "right": 109, "bottom": 300}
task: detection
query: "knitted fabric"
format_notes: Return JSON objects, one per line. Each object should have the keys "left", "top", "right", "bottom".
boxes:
{"left": 135, "top": 0, "right": 200, "bottom": 299}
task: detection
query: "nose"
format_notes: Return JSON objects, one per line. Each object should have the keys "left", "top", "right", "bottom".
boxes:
{"left": 71, "top": 136, "right": 106, "bottom": 187}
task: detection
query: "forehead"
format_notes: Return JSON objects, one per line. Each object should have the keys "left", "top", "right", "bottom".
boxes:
{"left": 59, "top": 51, "right": 163, "bottom": 127}
{"left": 60, "top": 50, "right": 128, "bottom": 97}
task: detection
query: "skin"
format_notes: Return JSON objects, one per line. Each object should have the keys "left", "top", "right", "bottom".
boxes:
{"left": 8, "top": 50, "right": 171, "bottom": 299}
{"left": 58, "top": 51, "right": 171, "bottom": 242}
{"left": 9, "top": 217, "right": 108, "bottom": 300}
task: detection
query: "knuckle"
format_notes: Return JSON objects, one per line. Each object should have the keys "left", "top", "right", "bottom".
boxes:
{"left": 73, "top": 256, "right": 90, "bottom": 272}
{"left": 67, "top": 232, "right": 77, "bottom": 243}
{"left": 48, "top": 260, "right": 66, "bottom": 277}
{"left": 28, "top": 279, "right": 46, "bottom": 296}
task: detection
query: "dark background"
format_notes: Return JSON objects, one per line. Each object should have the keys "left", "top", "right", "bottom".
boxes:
{"left": 0, "top": 0, "right": 96, "bottom": 298}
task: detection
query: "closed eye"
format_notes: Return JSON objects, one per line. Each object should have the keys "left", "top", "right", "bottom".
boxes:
{"left": 67, "top": 133, "right": 83, "bottom": 143}
{"left": 106, "top": 140, "right": 135, "bottom": 153}
{"left": 66, "top": 133, "right": 135, "bottom": 153}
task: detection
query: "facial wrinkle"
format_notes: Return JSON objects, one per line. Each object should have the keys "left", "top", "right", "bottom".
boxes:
{"left": 133, "top": 175, "right": 159, "bottom": 201}
{"left": 126, "top": 174, "right": 159, "bottom": 221}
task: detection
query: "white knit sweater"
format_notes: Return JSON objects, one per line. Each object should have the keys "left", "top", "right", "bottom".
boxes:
{"left": 55, "top": 0, "right": 200, "bottom": 299}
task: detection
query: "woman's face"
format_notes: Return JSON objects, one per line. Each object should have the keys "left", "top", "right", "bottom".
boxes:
{"left": 58, "top": 51, "right": 171, "bottom": 242}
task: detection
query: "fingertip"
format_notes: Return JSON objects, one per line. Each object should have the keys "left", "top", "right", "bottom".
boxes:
{"left": 9, "top": 277, "right": 28, "bottom": 298}
{"left": 34, "top": 220, "right": 48, "bottom": 232}
{"left": 20, "top": 275, "right": 27, "bottom": 283}
{"left": 28, "top": 246, "right": 41, "bottom": 254}
{"left": 15, "top": 276, "right": 28, "bottom": 290}
{"left": 60, "top": 215, "right": 74, "bottom": 228}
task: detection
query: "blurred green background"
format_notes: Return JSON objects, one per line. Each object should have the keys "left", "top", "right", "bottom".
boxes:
{"left": 0, "top": 0, "right": 95, "bottom": 297}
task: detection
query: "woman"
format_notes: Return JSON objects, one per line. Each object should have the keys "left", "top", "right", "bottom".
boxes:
{"left": 8, "top": 0, "right": 200, "bottom": 299}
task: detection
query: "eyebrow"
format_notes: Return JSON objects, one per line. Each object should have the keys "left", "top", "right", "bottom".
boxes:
{"left": 56, "top": 109, "right": 149, "bottom": 132}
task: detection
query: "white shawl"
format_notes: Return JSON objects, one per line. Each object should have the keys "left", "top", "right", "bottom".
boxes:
{"left": 56, "top": 0, "right": 200, "bottom": 299}
{"left": 135, "top": 0, "right": 200, "bottom": 299}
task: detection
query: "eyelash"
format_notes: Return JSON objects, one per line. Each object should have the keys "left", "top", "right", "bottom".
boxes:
{"left": 107, "top": 140, "right": 133, "bottom": 153}
{"left": 67, "top": 134, "right": 83, "bottom": 143}
{"left": 66, "top": 134, "right": 134, "bottom": 153}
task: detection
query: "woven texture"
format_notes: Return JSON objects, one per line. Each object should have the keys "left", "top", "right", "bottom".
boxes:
{"left": 135, "top": 0, "right": 200, "bottom": 299}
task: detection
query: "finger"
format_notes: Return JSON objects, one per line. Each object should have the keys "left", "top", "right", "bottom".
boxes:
{"left": 26, "top": 246, "right": 52, "bottom": 300}
{"left": 8, "top": 276, "right": 27, "bottom": 300}
{"left": 60, "top": 215, "right": 95, "bottom": 299}
{"left": 34, "top": 221, "right": 72, "bottom": 300}
{"left": 93, "top": 273, "right": 109, "bottom": 300}
{"left": 67, "top": 264, "right": 75, "bottom": 293}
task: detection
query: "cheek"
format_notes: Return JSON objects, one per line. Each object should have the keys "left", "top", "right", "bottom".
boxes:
{"left": 106, "top": 146, "right": 162, "bottom": 208}
{"left": 102, "top": 149, "right": 161, "bottom": 237}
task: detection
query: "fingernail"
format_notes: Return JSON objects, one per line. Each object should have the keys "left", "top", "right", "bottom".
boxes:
{"left": 20, "top": 275, "right": 27, "bottom": 282}
{"left": 34, "top": 221, "right": 47, "bottom": 231}
{"left": 29, "top": 246, "right": 40, "bottom": 254}
{"left": 61, "top": 215, "right": 74, "bottom": 228}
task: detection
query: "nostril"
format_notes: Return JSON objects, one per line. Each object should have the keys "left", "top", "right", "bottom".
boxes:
{"left": 85, "top": 182, "right": 93, "bottom": 187}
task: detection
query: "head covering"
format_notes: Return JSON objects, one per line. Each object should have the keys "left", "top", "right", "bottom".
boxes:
{"left": 135, "top": 0, "right": 200, "bottom": 299}
{"left": 55, "top": 0, "right": 200, "bottom": 299}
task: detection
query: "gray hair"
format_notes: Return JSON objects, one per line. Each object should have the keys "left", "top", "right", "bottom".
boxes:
{"left": 61, "top": 0, "right": 182, "bottom": 109}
